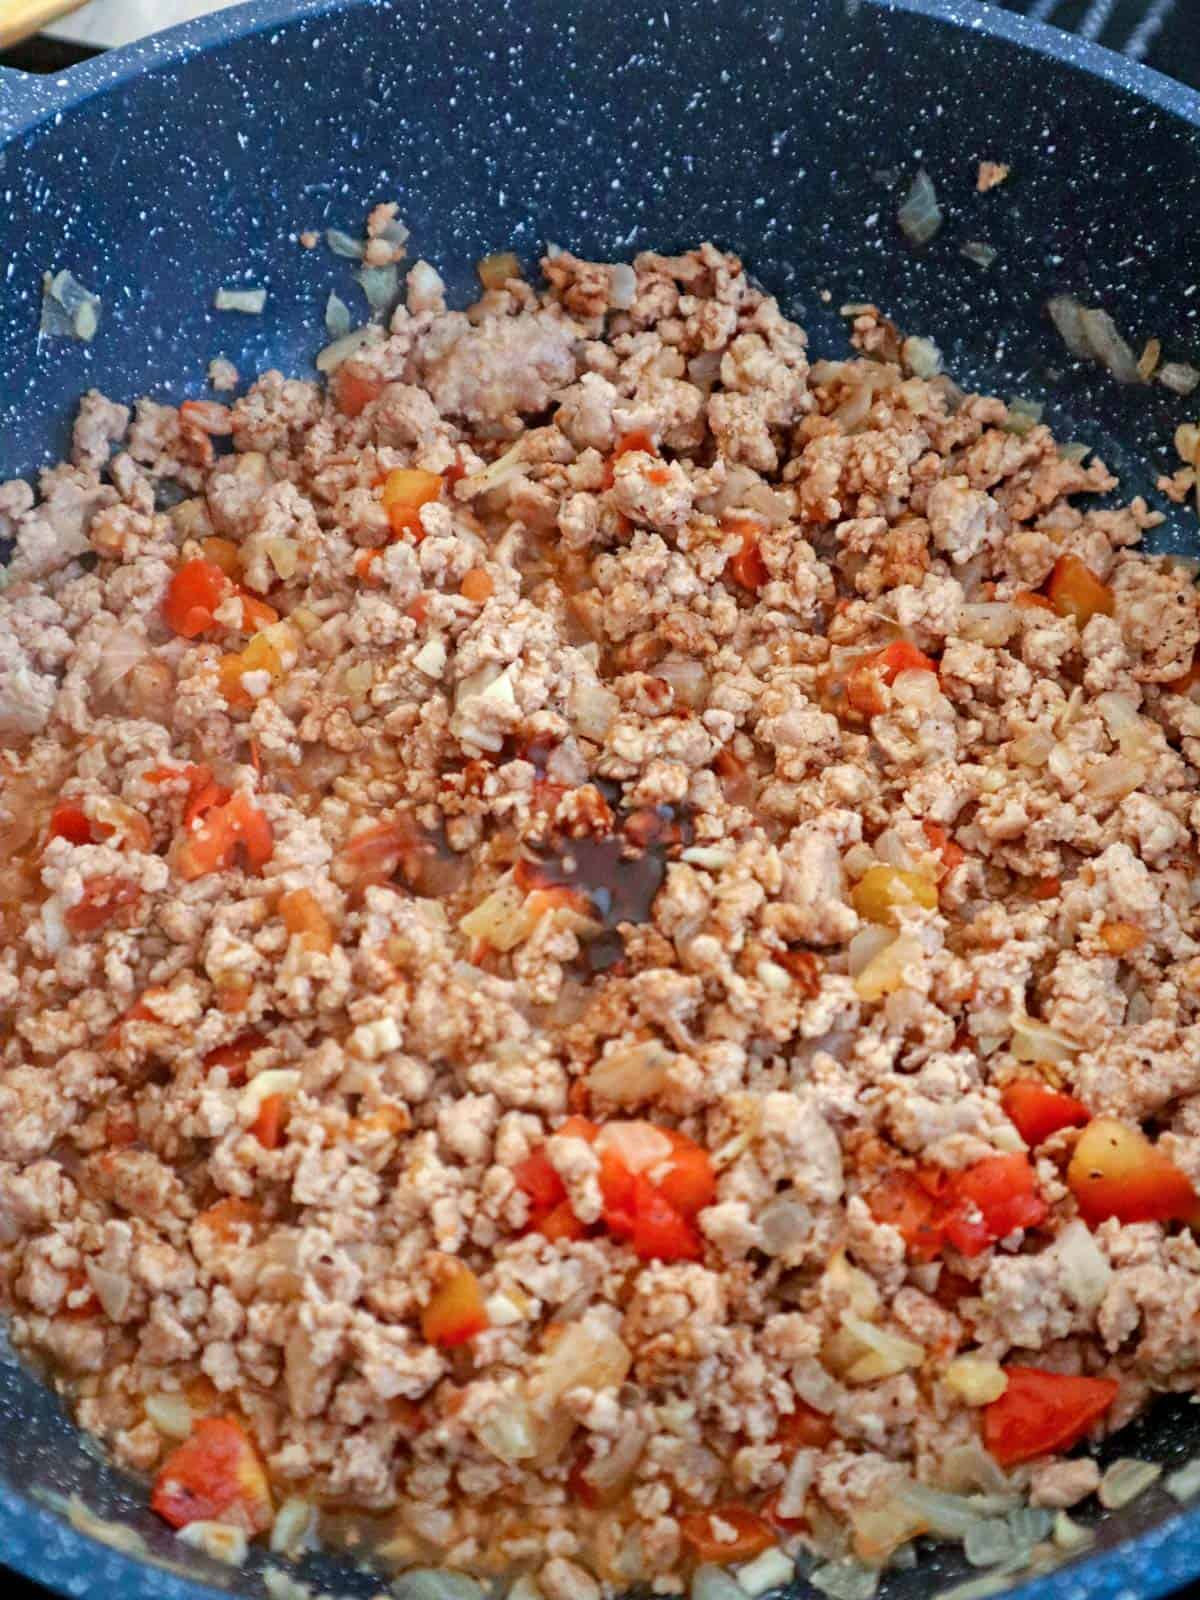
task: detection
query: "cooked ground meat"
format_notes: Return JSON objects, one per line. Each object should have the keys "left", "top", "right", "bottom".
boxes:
{"left": 1, "top": 241, "right": 1198, "bottom": 1596}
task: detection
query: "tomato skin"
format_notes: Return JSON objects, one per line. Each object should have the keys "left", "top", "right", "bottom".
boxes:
{"left": 49, "top": 801, "right": 93, "bottom": 845}
{"left": 1030, "top": 874, "right": 1062, "bottom": 901}
{"left": 513, "top": 1148, "right": 567, "bottom": 1215}
{"left": 867, "top": 1170, "right": 945, "bottom": 1262}
{"left": 775, "top": 1400, "right": 836, "bottom": 1452}
{"left": 657, "top": 1132, "right": 717, "bottom": 1220}
{"left": 151, "top": 1417, "right": 273, "bottom": 1534}
{"left": 1045, "top": 554, "right": 1114, "bottom": 626}
{"left": 163, "top": 559, "right": 229, "bottom": 638}
{"left": 203, "top": 1032, "right": 265, "bottom": 1088}
{"left": 921, "top": 820, "right": 965, "bottom": 876}
{"left": 250, "top": 1093, "right": 286, "bottom": 1150}
{"left": 176, "top": 791, "right": 272, "bottom": 880}
{"left": 873, "top": 640, "right": 938, "bottom": 681}
{"left": 628, "top": 1174, "right": 703, "bottom": 1262}
{"left": 334, "top": 367, "right": 385, "bottom": 418}
{"left": 540, "top": 1201, "right": 588, "bottom": 1242}
{"left": 1001, "top": 1080, "right": 1090, "bottom": 1147}
{"left": 679, "top": 1506, "right": 776, "bottom": 1564}
{"left": 943, "top": 1153, "right": 1048, "bottom": 1257}
{"left": 195, "top": 1197, "right": 261, "bottom": 1243}
{"left": 727, "top": 520, "right": 769, "bottom": 591}
{"left": 983, "top": 1366, "right": 1118, "bottom": 1467}
{"left": 601, "top": 430, "right": 658, "bottom": 490}
{"left": 65, "top": 876, "right": 142, "bottom": 935}
{"left": 421, "top": 1261, "right": 489, "bottom": 1347}
{"left": 1067, "top": 1116, "right": 1196, "bottom": 1225}
{"left": 380, "top": 469, "right": 444, "bottom": 539}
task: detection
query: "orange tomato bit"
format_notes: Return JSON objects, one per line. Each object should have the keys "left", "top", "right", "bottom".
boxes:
{"left": 380, "top": 468, "right": 444, "bottom": 539}
{"left": 983, "top": 1367, "right": 1118, "bottom": 1468}
{"left": 1001, "top": 1079, "right": 1090, "bottom": 1147}
{"left": 151, "top": 1416, "right": 273, "bottom": 1534}
{"left": 679, "top": 1506, "right": 776, "bottom": 1565}
{"left": 201, "top": 536, "right": 242, "bottom": 578}
{"left": 202, "top": 1032, "right": 266, "bottom": 1088}
{"left": 727, "top": 520, "right": 769, "bottom": 591}
{"left": 250, "top": 1093, "right": 287, "bottom": 1150}
{"left": 1045, "top": 553, "right": 1114, "bottom": 625}
{"left": 421, "top": 1261, "right": 489, "bottom": 1347}
{"left": 48, "top": 801, "right": 93, "bottom": 846}
{"left": 333, "top": 366, "right": 385, "bottom": 418}
{"left": 1067, "top": 1116, "right": 1196, "bottom": 1225}
{"left": 163, "top": 559, "right": 229, "bottom": 638}
{"left": 922, "top": 820, "right": 965, "bottom": 877}
{"left": 65, "top": 876, "right": 142, "bottom": 936}
{"left": 459, "top": 567, "right": 495, "bottom": 603}
{"left": 279, "top": 888, "right": 335, "bottom": 954}
{"left": 1099, "top": 919, "right": 1145, "bottom": 956}
{"left": 195, "top": 1196, "right": 262, "bottom": 1243}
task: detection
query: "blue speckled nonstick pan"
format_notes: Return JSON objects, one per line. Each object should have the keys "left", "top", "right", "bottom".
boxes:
{"left": 2, "top": 1, "right": 1200, "bottom": 1598}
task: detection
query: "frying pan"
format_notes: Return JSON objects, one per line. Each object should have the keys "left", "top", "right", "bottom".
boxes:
{"left": 2, "top": 0, "right": 1200, "bottom": 1596}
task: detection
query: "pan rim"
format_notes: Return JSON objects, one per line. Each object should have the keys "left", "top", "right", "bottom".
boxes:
{"left": 0, "top": 3, "right": 1199, "bottom": 1600}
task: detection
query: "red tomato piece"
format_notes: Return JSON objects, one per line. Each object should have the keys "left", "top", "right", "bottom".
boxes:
{"left": 867, "top": 1169, "right": 946, "bottom": 1262}
{"left": 421, "top": 1261, "right": 489, "bottom": 1347}
{"left": 601, "top": 430, "right": 657, "bottom": 489}
{"left": 762, "top": 1489, "right": 808, "bottom": 1534}
{"left": 151, "top": 1416, "right": 273, "bottom": 1533}
{"left": 1001, "top": 1080, "right": 1090, "bottom": 1147}
{"left": 513, "top": 1148, "right": 567, "bottom": 1214}
{"left": 48, "top": 801, "right": 93, "bottom": 846}
{"left": 539, "top": 1201, "right": 588, "bottom": 1242}
{"left": 727, "top": 521, "right": 769, "bottom": 591}
{"left": 628, "top": 1174, "right": 703, "bottom": 1262}
{"left": 657, "top": 1131, "right": 717, "bottom": 1220}
{"left": 176, "top": 792, "right": 272, "bottom": 880}
{"left": 204, "top": 1032, "right": 265, "bottom": 1088}
{"left": 983, "top": 1366, "right": 1119, "bottom": 1467}
{"left": 163, "top": 559, "right": 229, "bottom": 638}
{"left": 873, "top": 640, "right": 939, "bottom": 681}
{"left": 597, "top": 1146, "right": 639, "bottom": 1235}
{"left": 1045, "top": 554, "right": 1114, "bottom": 626}
{"left": 250, "top": 1093, "right": 286, "bottom": 1150}
{"left": 943, "top": 1153, "right": 1047, "bottom": 1257}
{"left": 334, "top": 367, "right": 385, "bottom": 418}
{"left": 921, "top": 820, "right": 965, "bottom": 877}
{"left": 65, "top": 876, "right": 142, "bottom": 935}
{"left": 1067, "top": 1117, "right": 1197, "bottom": 1226}
{"left": 678, "top": 1506, "right": 776, "bottom": 1564}
{"left": 775, "top": 1399, "right": 836, "bottom": 1453}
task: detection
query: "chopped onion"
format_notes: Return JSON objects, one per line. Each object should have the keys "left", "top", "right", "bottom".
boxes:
{"left": 609, "top": 262, "right": 638, "bottom": 310}
{"left": 898, "top": 169, "right": 944, "bottom": 246}
{"left": 737, "top": 1548, "right": 794, "bottom": 1596}
{"left": 95, "top": 624, "right": 149, "bottom": 698}
{"left": 355, "top": 264, "right": 399, "bottom": 316}
{"left": 178, "top": 1521, "right": 249, "bottom": 1564}
{"left": 693, "top": 1566, "right": 749, "bottom": 1600}
{"left": 239, "top": 1068, "right": 300, "bottom": 1120}
{"left": 1085, "top": 754, "right": 1146, "bottom": 802}
{"left": 214, "top": 287, "right": 267, "bottom": 314}
{"left": 1047, "top": 296, "right": 1143, "bottom": 384}
{"left": 1010, "top": 725, "right": 1056, "bottom": 768}
{"left": 324, "top": 291, "right": 352, "bottom": 339}
{"left": 1097, "top": 1458, "right": 1161, "bottom": 1510}
{"left": 810, "top": 1560, "right": 880, "bottom": 1600}
{"left": 585, "top": 1420, "right": 648, "bottom": 1492}
{"left": 315, "top": 325, "right": 380, "bottom": 373}
{"left": 473, "top": 1384, "right": 537, "bottom": 1463}
{"left": 824, "top": 1252, "right": 882, "bottom": 1318}
{"left": 854, "top": 933, "right": 924, "bottom": 1004}
{"left": 1055, "top": 1218, "right": 1111, "bottom": 1311}
{"left": 587, "top": 1039, "right": 673, "bottom": 1104}
{"left": 827, "top": 1313, "right": 924, "bottom": 1384}
{"left": 459, "top": 439, "right": 527, "bottom": 498}
{"left": 40, "top": 269, "right": 101, "bottom": 342}
{"left": 1001, "top": 397, "right": 1044, "bottom": 437}
{"left": 1052, "top": 1512, "right": 1093, "bottom": 1551}
{"left": 1010, "top": 1014, "right": 1078, "bottom": 1064}
{"left": 960, "top": 603, "right": 1019, "bottom": 647}
{"left": 902, "top": 335, "right": 942, "bottom": 380}
{"left": 459, "top": 876, "right": 536, "bottom": 952}
{"left": 393, "top": 1572, "right": 485, "bottom": 1600}
{"left": 943, "top": 1357, "right": 1007, "bottom": 1406}
{"left": 873, "top": 829, "right": 915, "bottom": 871}
{"left": 656, "top": 655, "right": 711, "bottom": 709}
{"left": 1167, "top": 1458, "right": 1200, "bottom": 1502}
{"left": 961, "top": 241, "right": 997, "bottom": 270}
{"left": 269, "top": 1497, "right": 317, "bottom": 1555}
{"left": 569, "top": 676, "right": 618, "bottom": 741}
{"left": 1006, "top": 1507, "right": 1053, "bottom": 1545}
{"left": 325, "top": 227, "right": 365, "bottom": 259}
{"left": 759, "top": 1193, "right": 813, "bottom": 1259}
{"left": 477, "top": 252, "right": 522, "bottom": 291}
{"left": 848, "top": 924, "right": 896, "bottom": 978}
{"left": 1160, "top": 361, "right": 1200, "bottom": 397}
{"left": 898, "top": 1483, "right": 988, "bottom": 1540}
{"left": 144, "top": 1392, "right": 193, "bottom": 1440}
{"left": 963, "top": 1520, "right": 1018, "bottom": 1568}
{"left": 939, "top": 1443, "right": 1013, "bottom": 1497}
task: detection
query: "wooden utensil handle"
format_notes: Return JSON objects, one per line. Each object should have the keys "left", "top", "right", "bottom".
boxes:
{"left": 0, "top": 0, "right": 90, "bottom": 50}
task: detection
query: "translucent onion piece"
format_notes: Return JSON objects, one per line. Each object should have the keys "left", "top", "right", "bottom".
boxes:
{"left": 1097, "top": 1458, "right": 1162, "bottom": 1510}
{"left": 609, "top": 262, "right": 638, "bottom": 310}
{"left": 692, "top": 1566, "right": 748, "bottom": 1600}
{"left": 1160, "top": 361, "right": 1200, "bottom": 397}
{"left": 393, "top": 1571, "right": 486, "bottom": 1600}
{"left": 325, "top": 228, "right": 366, "bottom": 259}
{"left": 897, "top": 1483, "right": 988, "bottom": 1540}
{"left": 902, "top": 336, "right": 942, "bottom": 380}
{"left": 355, "top": 264, "right": 399, "bottom": 316}
{"left": 1055, "top": 1218, "right": 1111, "bottom": 1311}
{"left": 961, "top": 241, "right": 998, "bottom": 270}
{"left": 324, "top": 291, "right": 352, "bottom": 339}
{"left": 214, "top": 287, "right": 267, "bottom": 314}
{"left": 587, "top": 1039, "right": 673, "bottom": 1105}
{"left": 40, "top": 269, "right": 102, "bottom": 342}
{"left": 1052, "top": 1512, "right": 1094, "bottom": 1551}
{"left": 898, "top": 169, "right": 944, "bottom": 246}
{"left": 737, "top": 1549, "right": 795, "bottom": 1596}
{"left": 1167, "top": 1458, "right": 1200, "bottom": 1502}
{"left": 1002, "top": 397, "right": 1044, "bottom": 436}
{"left": 144, "top": 1393, "right": 193, "bottom": 1440}
{"left": 315, "top": 326, "right": 380, "bottom": 374}
{"left": 1010, "top": 1014, "right": 1078, "bottom": 1064}
{"left": 810, "top": 1559, "right": 881, "bottom": 1600}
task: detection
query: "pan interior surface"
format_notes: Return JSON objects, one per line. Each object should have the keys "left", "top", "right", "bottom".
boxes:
{"left": 2, "top": 2, "right": 1200, "bottom": 1599}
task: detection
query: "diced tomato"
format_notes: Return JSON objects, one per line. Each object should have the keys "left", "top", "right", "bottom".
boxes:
{"left": 727, "top": 520, "right": 769, "bottom": 592}
{"left": 237, "top": 592, "right": 279, "bottom": 634}
{"left": 875, "top": 640, "right": 939, "bottom": 680}
{"left": 380, "top": 469, "right": 444, "bottom": 539}
{"left": 513, "top": 1148, "right": 567, "bottom": 1215}
{"left": 1001, "top": 1080, "right": 1090, "bottom": 1147}
{"left": 201, "top": 536, "right": 241, "bottom": 578}
{"left": 195, "top": 1197, "right": 262, "bottom": 1243}
{"left": 1099, "top": 919, "right": 1145, "bottom": 956}
{"left": 334, "top": 367, "right": 385, "bottom": 418}
{"left": 559, "top": 1115, "right": 599, "bottom": 1142}
{"left": 540, "top": 1201, "right": 588, "bottom": 1242}
{"left": 922, "top": 820, "right": 965, "bottom": 877}
{"left": 627, "top": 1174, "right": 703, "bottom": 1262}
{"left": 460, "top": 568, "right": 494, "bottom": 603}
{"left": 186, "top": 776, "right": 232, "bottom": 828}
{"left": 656, "top": 1131, "right": 717, "bottom": 1220}
{"left": 943, "top": 1153, "right": 1047, "bottom": 1256}
{"left": 1013, "top": 590, "right": 1055, "bottom": 613}
{"left": 421, "top": 1260, "right": 489, "bottom": 1347}
{"left": 151, "top": 1416, "right": 273, "bottom": 1534}
{"left": 278, "top": 887, "right": 335, "bottom": 954}
{"left": 250, "top": 1093, "right": 286, "bottom": 1150}
{"left": 65, "top": 876, "right": 142, "bottom": 936}
{"left": 678, "top": 1506, "right": 776, "bottom": 1565}
{"left": 1029, "top": 875, "right": 1062, "bottom": 901}
{"left": 597, "top": 1145, "right": 639, "bottom": 1231}
{"left": 1045, "top": 554, "right": 1114, "bottom": 626}
{"left": 775, "top": 1399, "right": 836, "bottom": 1453}
{"left": 334, "top": 818, "right": 423, "bottom": 889}
{"left": 48, "top": 801, "right": 93, "bottom": 846}
{"left": 844, "top": 640, "right": 938, "bottom": 719}
{"left": 601, "top": 430, "right": 657, "bottom": 490}
{"left": 203, "top": 1032, "right": 265, "bottom": 1089}
{"left": 176, "top": 791, "right": 272, "bottom": 880}
{"left": 61, "top": 1266, "right": 101, "bottom": 1320}
{"left": 867, "top": 1169, "right": 945, "bottom": 1262}
{"left": 983, "top": 1366, "right": 1118, "bottom": 1467}
{"left": 163, "top": 559, "right": 229, "bottom": 638}
{"left": 1067, "top": 1117, "right": 1197, "bottom": 1226}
